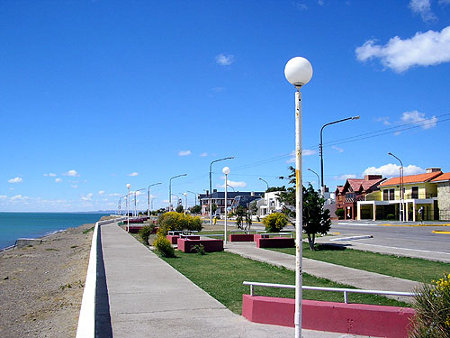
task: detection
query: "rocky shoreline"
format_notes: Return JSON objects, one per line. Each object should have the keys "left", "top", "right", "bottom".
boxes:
{"left": 0, "top": 222, "right": 94, "bottom": 337}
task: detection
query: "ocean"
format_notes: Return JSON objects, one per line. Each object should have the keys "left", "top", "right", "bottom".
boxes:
{"left": 0, "top": 212, "right": 108, "bottom": 250}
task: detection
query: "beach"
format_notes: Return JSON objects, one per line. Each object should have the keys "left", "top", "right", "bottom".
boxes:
{"left": 0, "top": 222, "right": 94, "bottom": 337}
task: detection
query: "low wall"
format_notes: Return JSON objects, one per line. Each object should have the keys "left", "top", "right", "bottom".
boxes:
{"left": 253, "top": 234, "right": 269, "bottom": 241}
{"left": 229, "top": 234, "right": 254, "bottom": 242}
{"left": 256, "top": 237, "right": 295, "bottom": 248}
{"left": 177, "top": 239, "right": 223, "bottom": 253}
{"left": 166, "top": 235, "right": 179, "bottom": 244}
{"left": 242, "top": 295, "right": 415, "bottom": 337}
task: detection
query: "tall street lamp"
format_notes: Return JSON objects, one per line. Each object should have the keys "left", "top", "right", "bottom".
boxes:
{"left": 183, "top": 192, "right": 188, "bottom": 211}
{"left": 169, "top": 174, "right": 187, "bottom": 211}
{"left": 307, "top": 168, "right": 320, "bottom": 192}
{"left": 134, "top": 188, "right": 145, "bottom": 217}
{"left": 147, "top": 182, "right": 162, "bottom": 217}
{"left": 284, "top": 56, "right": 313, "bottom": 338}
{"left": 223, "top": 166, "right": 230, "bottom": 245}
{"left": 126, "top": 184, "right": 131, "bottom": 232}
{"left": 258, "top": 177, "right": 269, "bottom": 191}
{"left": 320, "top": 115, "right": 360, "bottom": 196}
{"left": 187, "top": 190, "right": 198, "bottom": 206}
{"left": 388, "top": 152, "right": 404, "bottom": 222}
{"left": 210, "top": 157, "right": 234, "bottom": 224}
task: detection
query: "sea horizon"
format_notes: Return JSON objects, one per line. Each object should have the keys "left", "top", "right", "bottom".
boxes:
{"left": 0, "top": 212, "right": 109, "bottom": 250}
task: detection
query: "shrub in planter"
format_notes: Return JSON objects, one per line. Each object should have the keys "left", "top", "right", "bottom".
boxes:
{"left": 262, "top": 212, "right": 288, "bottom": 232}
{"left": 157, "top": 211, "right": 202, "bottom": 235}
{"left": 138, "top": 225, "right": 154, "bottom": 245}
{"left": 335, "top": 208, "right": 345, "bottom": 219}
{"left": 410, "top": 273, "right": 450, "bottom": 337}
{"left": 153, "top": 235, "right": 176, "bottom": 258}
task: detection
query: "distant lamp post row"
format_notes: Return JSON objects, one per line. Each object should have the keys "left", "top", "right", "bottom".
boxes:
{"left": 388, "top": 152, "right": 404, "bottom": 222}
{"left": 319, "top": 115, "right": 359, "bottom": 197}
{"left": 148, "top": 182, "right": 162, "bottom": 217}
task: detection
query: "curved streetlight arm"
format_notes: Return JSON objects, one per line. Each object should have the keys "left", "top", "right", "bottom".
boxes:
{"left": 169, "top": 174, "right": 187, "bottom": 211}
{"left": 209, "top": 157, "right": 234, "bottom": 224}
{"left": 307, "top": 168, "right": 320, "bottom": 192}
{"left": 147, "top": 183, "right": 162, "bottom": 216}
{"left": 388, "top": 152, "right": 404, "bottom": 221}
{"left": 258, "top": 177, "right": 269, "bottom": 191}
{"left": 320, "top": 115, "right": 360, "bottom": 194}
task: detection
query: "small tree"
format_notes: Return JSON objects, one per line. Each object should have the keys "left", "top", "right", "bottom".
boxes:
{"left": 235, "top": 206, "right": 246, "bottom": 230}
{"left": 211, "top": 203, "right": 218, "bottom": 215}
{"left": 190, "top": 205, "right": 202, "bottom": 214}
{"left": 335, "top": 208, "right": 345, "bottom": 220}
{"left": 262, "top": 212, "right": 288, "bottom": 232}
{"left": 278, "top": 166, "right": 331, "bottom": 250}
{"left": 176, "top": 205, "right": 184, "bottom": 213}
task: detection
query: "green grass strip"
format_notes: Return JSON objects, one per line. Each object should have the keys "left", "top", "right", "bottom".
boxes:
{"left": 161, "top": 250, "right": 408, "bottom": 314}
{"left": 268, "top": 243, "right": 450, "bottom": 284}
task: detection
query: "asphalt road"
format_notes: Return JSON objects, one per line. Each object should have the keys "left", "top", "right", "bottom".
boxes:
{"left": 330, "top": 220, "right": 450, "bottom": 254}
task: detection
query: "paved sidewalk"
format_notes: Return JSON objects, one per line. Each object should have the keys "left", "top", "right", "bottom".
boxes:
{"left": 225, "top": 242, "right": 421, "bottom": 303}
{"left": 100, "top": 223, "right": 367, "bottom": 337}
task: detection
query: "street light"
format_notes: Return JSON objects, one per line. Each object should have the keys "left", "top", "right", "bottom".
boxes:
{"left": 388, "top": 152, "right": 404, "bottom": 222}
{"left": 187, "top": 191, "right": 198, "bottom": 206}
{"left": 134, "top": 188, "right": 145, "bottom": 216}
{"left": 227, "top": 184, "right": 235, "bottom": 192}
{"left": 169, "top": 174, "right": 187, "bottom": 211}
{"left": 320, "top": 115, "right": 360, "bottom": 196}
{"left": 210, "top": 157, "right": 234, "bottom": 224}
{"left": 126, "top": 184, "right": 131, "bottom": 232}
{"left": 285, "top": 56, "right": 313, "bottom": 338}
{"left": 258, "top": 177, "right": 269, "bottom": 191}
{"left": 307, "top": 168, "right": 320, "bottom": 192}
{"left": 223, "top": 166, "right": 230, "bottom": 245}
{"left": 183, "top": 192, "right": 188, "bottom": 211}
{"left": 147, "top": 182, "right": 162, "bottom": 217}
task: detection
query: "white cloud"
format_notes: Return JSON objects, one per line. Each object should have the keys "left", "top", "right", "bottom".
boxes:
{"left": 200, "top": 152, "right": 208, "bottom": 157}
{"left": 178, "top": 150, "right": 192, "bottom": 156}
{"left": 128, "top": 172, "right": 139, "bottom": 177}
{"left": 43, "top": 173, "right": 57, "bottom": 177}
{"left": 363, "top": 163, "right": 425, "bottom": 177}
{"left": 409, "top": 0, "right": 436, "bottom": 22}
{"left": 55, "top": 178, "right": 62, "bottom": 183}
{"left": 98, "top": 190, "right": 105, "bottom": 195}
{"left": 332, "top": 145, "right": 344, "bottom": 153}
{"left": 335, "top": 174, "right": 357, "bottom": 180}
{"left": 356, "top": 26, "right": 450, "bottom": 72}
{"left": 108, "top": 192, "right": 121, "bottom": 197}
{"left": 215, "top": 54, "right": 234, "bottom": 66}
{"left": 0, "top": 195, "right": 7, "bottom": 200}
{"left": 63, "top": 169, "right": 79, "bottom": 177}
{"left": 8, "top": 177, "right": 23, "bottom": 184}
{"left": 375, "top": 117, "right": 391, "bottom": 126}
{"left": 81, "top": 193, "right": 93, "bottom": 201}
{"left": 401, "top": 110, "right": 437, "bottom": 129}
{"left": 218, "top": 179, "right": 247, "bottom": 188}
{"left": 10, "top": 194, "right": 24, "bottom": 201}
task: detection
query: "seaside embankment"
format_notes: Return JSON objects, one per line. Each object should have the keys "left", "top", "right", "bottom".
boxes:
{"left": 0, "top": 220, "right": 100, "bottom": 337}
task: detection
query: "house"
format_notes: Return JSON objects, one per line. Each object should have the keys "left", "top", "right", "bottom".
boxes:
{"left": 198, "top": 190, "right": 264, "bottom": 216}
{"left": 255, "top": 191, "right": 284, "bottom": 218}
{"left": 357, "top": 168, "right": 442, "bottom": 221}
{"left": 431, "top": 172, "right": 450, "bottom": 221}
{"left": 335, "top": 175, "right": 385, "bottom": 220}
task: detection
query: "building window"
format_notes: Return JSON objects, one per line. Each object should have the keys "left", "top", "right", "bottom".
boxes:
{"left": 389, "top": 189, "right": 395, "bottom": 200}
{"left": 383, "top": 190, "right": 388, "bottom": 201}
{"left": 411, "top": 187, "right": 418, "bottom": 199}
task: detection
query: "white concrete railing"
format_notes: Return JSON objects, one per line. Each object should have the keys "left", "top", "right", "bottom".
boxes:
{"left": 202, "top": 232, "right": 294, "bottom": 238}
{"left": 243, "top": 281, "right": 417, "bottom": 304}
{"left": 76, "top": 217, "right": 126, "bottom": 338}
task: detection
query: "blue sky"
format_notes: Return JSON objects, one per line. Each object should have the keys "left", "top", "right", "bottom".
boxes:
{"left": 1, "top": 0, "right": 449, "bottom": 212}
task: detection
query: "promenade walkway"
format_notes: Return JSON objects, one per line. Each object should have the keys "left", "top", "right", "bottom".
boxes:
{"left": 225, "top": 242, "right": 421, "bottom": 303}
{"left": 99, "top": 223, "right": 365, "bottom": 337}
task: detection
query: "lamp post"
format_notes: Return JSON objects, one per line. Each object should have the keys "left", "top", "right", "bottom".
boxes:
{"left": 187, "top": 191, "right": 198, "bottom": 206}
{"left": 284, "top": 56, "right": 313, "bottom": 338}
{"left": 320, "top": 115, "right": 360, "bottom": 196}
{"left": 147, "top": 183, "right": 162, "bottom": 217}
{"left": 134, "top": 188, "right": 145, "bottom": 216}
{"left": 258, "top": 177, "right": 269, "bottom": 191}
{"left": 209, "top": 157, "right": 234, "bottom": 224}
{"left": 223, "top": 166, "right": 230, "bottom": 245}
{"left": 227, "top": 184, "right": 235, "bottom": 192}
{"left": 169, "top": 174, "right": 187, "bottom": 211}
{"left": 126, "top": 184, "right": 131, "bottom": 232}
{"left": 183, "top": 192, "right": 188, "bottom": 211}
{"left": 307, "top": 168, "right": 320, "bottom": 192}
{"left": 388, "top": 152, "right": 404, "bottom": 222}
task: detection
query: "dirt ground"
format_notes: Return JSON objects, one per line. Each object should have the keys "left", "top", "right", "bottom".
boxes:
{"left": 0, "top": 223, "right": 94, "bottom": 338}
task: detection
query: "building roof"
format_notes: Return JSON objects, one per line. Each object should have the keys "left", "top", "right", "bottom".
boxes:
{"left": 431, "top": 172, "right": 450, "bottom": 183}
{"left": 335, "top": 186, "right": 344, "bottom": 194}
{"left": 380, "top": 171, "right": 442, "bottom": 187}
{"left": 343, "top": 177, "right": 384, "bottom": 193}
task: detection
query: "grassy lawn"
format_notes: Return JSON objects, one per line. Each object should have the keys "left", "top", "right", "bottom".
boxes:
{"left": 268, "top": 243, "right": 450, "bottom": 284}
{"left": 161, "top": 250, "right": 408, "bottom": 314}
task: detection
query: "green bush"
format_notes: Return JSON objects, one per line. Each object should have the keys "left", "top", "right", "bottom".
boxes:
{"left": 153, "top": 235, "right": 176, "bottom": 258}
{"left": 138, "top": 225, "right": 154, "bottom": 245}
{"left": 386, "top": 213, "right": 395, "bottom": 220}
{"left": 191, "top": 244, "right": 206, "bottom": 255}
{"left": 157, "top": 211, "right": 203, "bottom": 235}
{"left": 335, "top": 208, "right": 345, "bottom": 219}
{"left": 410, "top": 273, "right": 450, "bottom": 337}
{"left": 262, "top": 212, "right": 288, "bottom": 232}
